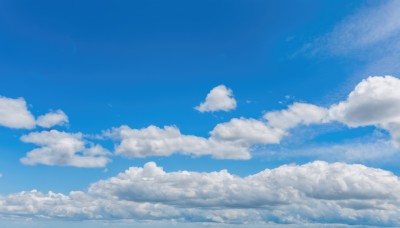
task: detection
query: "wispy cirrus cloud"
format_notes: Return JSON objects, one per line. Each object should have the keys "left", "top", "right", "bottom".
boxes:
{"left": 306, "top": 0, "right": 400, "bottom": 81}
{"left": 321, "top": 0, "right": 400, "bottom": 55}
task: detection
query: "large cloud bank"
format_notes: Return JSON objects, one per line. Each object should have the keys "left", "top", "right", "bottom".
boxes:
{"left": 1, "top": 161, "right": 400, "bottom": 226}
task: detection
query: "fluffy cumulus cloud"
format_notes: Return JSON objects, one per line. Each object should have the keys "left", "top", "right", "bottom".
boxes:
{"left": 329, "top": 76, "right": 400, "bottom": 146}
{"left": 36, "top": 110, "right": 69, "bottom": 128}
{"left": 1, "top": 161, "right": 400, "bottom": 226}
{"left": 106, "top": 125, "right": 250, "bottom": 159}
{"left": 195, "top": 85, "right": 237, "bottom": 112}
{"left": 20, "top": 130, "right": 111, "bottom": 168}
{"left": 329, "top": 76, "right": 400, "bottom": 127}
{"left": 0, "top": 96, "right": 36, "bottom": 129}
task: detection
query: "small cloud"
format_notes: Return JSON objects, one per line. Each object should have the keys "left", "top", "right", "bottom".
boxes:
{"left": 20, "top": 130, "right": 111, "bottom": 168}
{"left": 195, "top": 85, "right": 237, "bottom": 112}
{"left": 0, "top": 96, "right": 36, "bottom": 129}
{"left": 36, "top": 110, "right": 69, "bottom": 128}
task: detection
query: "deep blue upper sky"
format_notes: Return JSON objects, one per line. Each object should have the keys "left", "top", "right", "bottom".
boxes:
{"left": 0, "top": 0, "right": 359, "bottom": 134}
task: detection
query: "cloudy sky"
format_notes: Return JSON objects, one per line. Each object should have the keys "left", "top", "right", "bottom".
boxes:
{"left": 1, "top": 0, "right": 400, "bottom": 227}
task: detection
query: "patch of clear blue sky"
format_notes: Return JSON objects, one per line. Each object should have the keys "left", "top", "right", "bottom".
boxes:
{"left": 0, "top": 0, "right": 384, "bottom": 194}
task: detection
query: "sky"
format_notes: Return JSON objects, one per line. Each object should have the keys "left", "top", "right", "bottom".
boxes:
{"left": 1, "top": 0, "right": 400, "bottom": 227}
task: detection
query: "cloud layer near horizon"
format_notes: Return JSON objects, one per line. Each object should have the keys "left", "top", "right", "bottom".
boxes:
{"left": 1, "top": 161, "right": 400, "bottom": 226}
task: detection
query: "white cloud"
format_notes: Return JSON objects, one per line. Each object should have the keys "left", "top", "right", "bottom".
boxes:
{"left": 264, "top": 102, "right": 329, "bottom": 130}
{"left": 211, "top": 118, "right": 284, "bottom": 144}
{"left": 195, "top": 85, "right": 237, "bottom": 112}
{"left": 0, "top": 95, "right": 69, "bottom": 130}
{"left": 36, "top": 110, "right": 69, "bottom": 128}
{"left": 0, "top": 96, "right": 36, "bottom": 129}
{"left": 20, "top": 130, "right": 111, "bottom": 168}
{"left": 107, "top": 103, "right": 331, "bottom": 160}
{"left": 89, "top": 161, "right": 400, "bottom": 209}
{"left": 0, "top": 190, "right": 181, "bottom": 221}
{"left": 209, "top": 103, "right": 328, "bottom": 148}
{"left": 107, "top": 125, "right": 250, "bottom": 160}
{"left": 329, "top": 76, "right": 400, "bottom": 147}
{"left": 1, "top": 161, "right": 400, "bottom": 226}
{"left": 329, "top": 76, "right": 400, "bottom": 127}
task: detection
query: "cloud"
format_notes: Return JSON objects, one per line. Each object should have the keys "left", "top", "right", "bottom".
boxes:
{"left": 329, "top": 75, "right": 400, "bottom": 147}
{"left": 0, "top": 96, "right": 36, "bottom": 129}
{"left": 208, "top": 103, "right": 329, "bottom": 149}
{"left": 107, "top": 103, "right": 331, "bottom": 160}
{"left": 264, "top": 102, "right": 329, "bottom": 130}
{"left": 106, "top": 125, "right": 250, "bottom": 160}
{"left": 20, "top": 130, "right": 111, "bottom": 168}
{"left": 1, "top": 161, "right": 400, "bottom": 226}
{"left": 90, "top": 161, "right": 400, "bottom": 208}
{"left": 195, "top": 85, "right": 237, "bottom": 112}
{"left": 329, "top": 76, "right": 400, "bottom": 126}
{"left": 36, "top": 110, "right": 69, "bottom": 128}
{"left": 211, "top": 118, "right": 284, "bottom": 144}
{"left": 0, "top": 95, "right": 69, "bottom": 130}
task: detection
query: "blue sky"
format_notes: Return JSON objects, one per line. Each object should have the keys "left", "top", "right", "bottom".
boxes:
{"left": 1, "top": 0, "right": 400, "bottom": 227}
